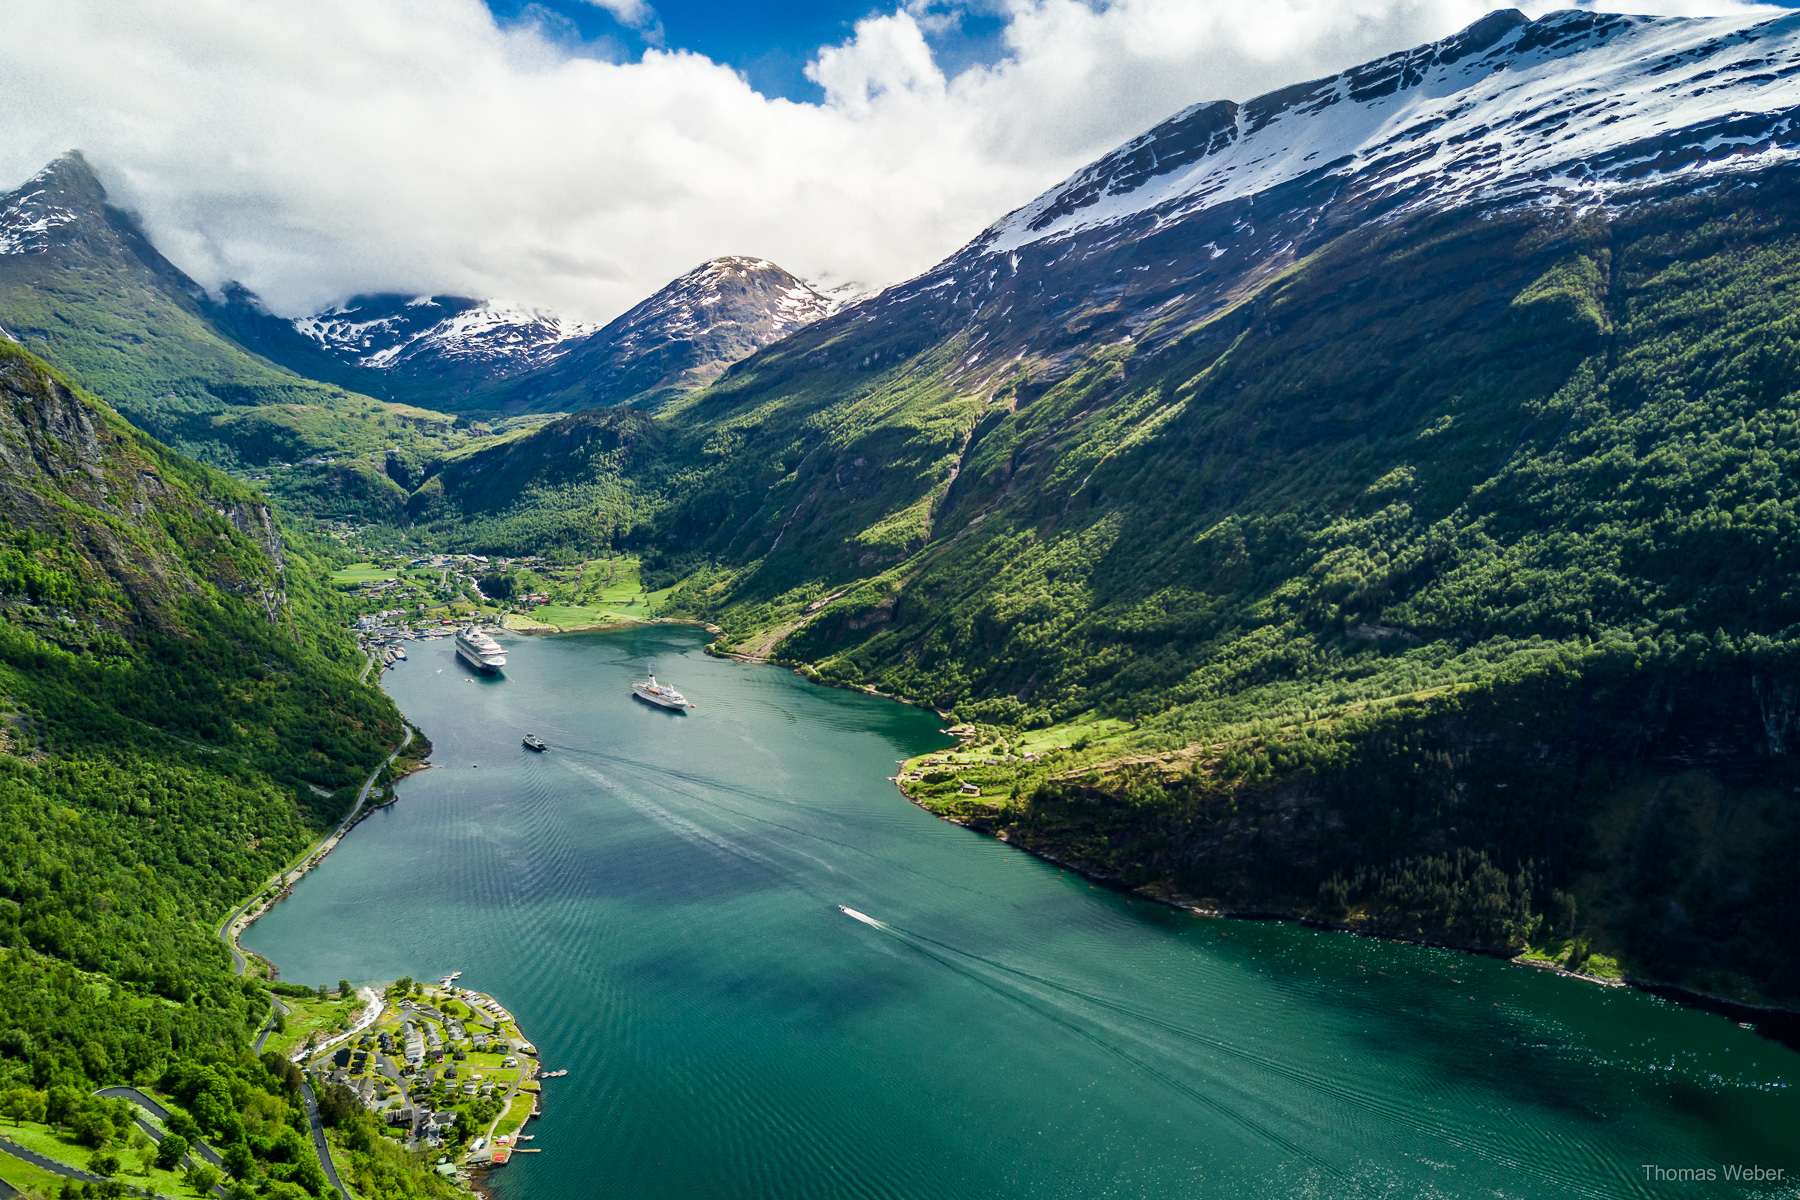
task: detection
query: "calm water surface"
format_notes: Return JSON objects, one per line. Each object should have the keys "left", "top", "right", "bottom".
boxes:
{"left": 246, "top": 627, "right": 1799, "bottom": 1199}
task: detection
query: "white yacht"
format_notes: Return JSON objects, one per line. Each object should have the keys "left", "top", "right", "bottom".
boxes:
{"left": 455, "top": 625, "right": 507, "bottom": 674}
{"left": 632, "top": 673, "right": 693, "bottom": 711}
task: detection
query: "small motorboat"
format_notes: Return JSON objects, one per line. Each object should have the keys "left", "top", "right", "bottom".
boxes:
{"left": 522, "top": 733, "right": 548, "bottom": 752}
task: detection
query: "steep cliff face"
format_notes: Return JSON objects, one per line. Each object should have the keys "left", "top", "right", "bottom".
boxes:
{"left": 0, "top": 342, "right": 289, "bottom": 643}
{"left": 0, "top": 339, "right": 411, "bottom": 1117}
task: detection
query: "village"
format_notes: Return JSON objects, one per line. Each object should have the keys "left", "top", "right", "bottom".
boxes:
{"left": 337, "top": 550, "right": 679, "bottom": 668}
{"left": 294, "top": 975, "right": 554, "bottom": 1185}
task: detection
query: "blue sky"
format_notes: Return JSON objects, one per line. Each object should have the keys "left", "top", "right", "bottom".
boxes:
{"left": 486, "top": 0, "right": 1009, "bottom": 99}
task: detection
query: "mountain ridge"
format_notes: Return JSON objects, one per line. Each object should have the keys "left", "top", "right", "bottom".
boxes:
{"left": 411, "top": 7, "right": 1800, "bottom": 1002}
{"left": 215, "top": 255, "right": 830, "bottom": 414}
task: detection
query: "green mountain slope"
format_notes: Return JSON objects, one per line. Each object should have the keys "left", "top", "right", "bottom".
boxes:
{"left": 418, "top": 172, "right": 1800, "bottom": 1004}
{"left": 0, "top": 152, "right": 496, "bottom": 522}
{"left": 0, "top": 341, "right": 449, "bottom": 1198}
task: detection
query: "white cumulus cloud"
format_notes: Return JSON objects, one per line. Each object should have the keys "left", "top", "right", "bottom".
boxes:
{"left": 0, "top": 0, "right": 1776, "bottom": 320}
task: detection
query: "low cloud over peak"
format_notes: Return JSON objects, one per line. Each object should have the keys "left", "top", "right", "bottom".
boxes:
{"left": 0, "top": 0, "right": 1774, "bottom": 322}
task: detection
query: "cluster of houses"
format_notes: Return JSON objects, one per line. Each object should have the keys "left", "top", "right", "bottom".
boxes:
{"left": 311, "top": 987, "right": 540, "bottom": 1154}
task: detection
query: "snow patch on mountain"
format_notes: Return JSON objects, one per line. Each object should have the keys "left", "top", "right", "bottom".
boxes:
{"left": 579, "top": 256, "right": 828, "bottom": 364}
{"left": 293, "top": 295, "right": 598, "bottom": 373}
{"left": 983, "top": 8, "right": 1800, "bottom": 255}
{"left": 0, "top": 162, "right": 82, "bottom": 255}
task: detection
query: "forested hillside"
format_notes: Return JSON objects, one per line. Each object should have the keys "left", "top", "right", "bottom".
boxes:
{"left": 408, "top": 12, "right": 1800, "bottom": 1004}
{"left": 7, "top": 9, "right": 1795, "bottom": 1014}
{"left": 0, "top": 342, "right": 448, "bottom": 1198}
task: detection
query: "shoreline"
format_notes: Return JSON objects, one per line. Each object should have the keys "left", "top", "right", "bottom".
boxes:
{"left": 221, "top": 700, "right": 542, "bottom": 1197}
{"left": 222, "top": 725, "right": 427, "bottom": 979}
{"left": 887, "top": 772, "right": 1800, "bottom": 1049}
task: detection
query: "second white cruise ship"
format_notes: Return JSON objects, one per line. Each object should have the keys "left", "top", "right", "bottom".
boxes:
{"left": 455, "top": 625, "right": 507, "bottom": 674}
{"left": 632, "top": 673, "right": 693, "bottom": 710}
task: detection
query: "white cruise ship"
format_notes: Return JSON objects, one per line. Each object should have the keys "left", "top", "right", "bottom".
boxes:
{"left": 455, "top": 625, "right": 507, "bottom": 674}
{"left": 632, "top": 673, "right": 693, "bottom": 711}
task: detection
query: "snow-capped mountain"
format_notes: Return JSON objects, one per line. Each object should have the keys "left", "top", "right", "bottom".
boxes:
{"left": 811, "top": 7, "right": 1800, "bottom": 386}
{"left": 984, "top": 8, "right": 1800, "bottom": 255}
{"left": 293, "top": 294, "right": 597, "bottom": 376}
{"left": 218, "top": 256, "right": 826, "bottom": 411}
{"left": 493, "top": 256, "right": 830, "bottom": 411}
{"left": 0, "top": 161, "right": 83, "bottom": 255}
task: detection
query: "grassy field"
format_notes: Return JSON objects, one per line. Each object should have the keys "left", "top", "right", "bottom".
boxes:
{"left": 0, "top": 1119, "right": 198, "bottom": 1198}
{"left": 330, "top": 562, "right": 397, "bottom": 584}
{"left": 492, "top": 1092, "right": 535, "bottom": 1141}
{"left": 519, "top": 557, "right": 682, "bottom": 630}
{"left": 265, "top": 990, "right": 368, "bottom": 1058}
{"left": 0, "top": 1146, "right": 68, "bottom": 1197}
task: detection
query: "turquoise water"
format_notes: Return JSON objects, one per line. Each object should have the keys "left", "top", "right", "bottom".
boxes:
{"left": 245, "top": 627, "right": 1800, "bottom": 1199}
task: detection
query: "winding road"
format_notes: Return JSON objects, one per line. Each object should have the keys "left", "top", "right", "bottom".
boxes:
{"left": 299, "top": 1083, "right": 351, "bottom": 1200}
{"left": 0, "top": 1136, "right": 104, "bottom": 1186}
{"left": 208, "top": 723, "right": 414, "bottom": 1200}
{"left": 92, "top": 1088, "right": 226, "bottom": 1169}
{"left": 217, "top": 724, "right": 415, "bottom": 975}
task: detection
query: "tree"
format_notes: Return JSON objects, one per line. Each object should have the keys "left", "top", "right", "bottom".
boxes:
{"left": 154, "top": 1134, "right": 189, "bottom": 1171}
{"left": 86, "top": 1151, "right": 121, "bottom": 1177}
{"left": 337, "top": 980, "right": 352, "bottom": 999}
{"left": 185, "top": 1162, "right": 219, "bottom": 1195}
{"left": 314, "top": 985, "right": 327, "bottom": 1002}
{"left": 44, "top": 1085, "right": 82, "bottom": 1130}
{"left": 287, "top": 1156, "right": 328, "bottom": 1197}
{"left": 68, "top": 1106, "right": 112, "bottom": 1148}
{"left": 127, "top": 1128, "right": 152, "bottom": 1175}
{"left": 221, "top": 1143, "right": 253, "bottom": 1180}
{"left": 0, "top": 1087, "right": 46, "bottom": 1126}
{"left": 313, "top": 1082, "right": 358, "bottom": 1129}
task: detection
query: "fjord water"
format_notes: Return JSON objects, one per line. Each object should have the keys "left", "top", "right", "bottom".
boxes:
{"left": 245, "top": 628, "right": 1798, "bottom": 1199}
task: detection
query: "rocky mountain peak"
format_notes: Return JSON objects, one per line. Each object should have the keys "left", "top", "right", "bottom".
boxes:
{"left": 604, "top": 256, "right": 829, "bottom": 352}
{"left": 0, "top": 150, "right": 111, "bottom": 256}
{"left": 488, "top": 257, "right": 829, "bottom": 411}
{"left": 291, "top": 293, "right": 598, "bottom": 376}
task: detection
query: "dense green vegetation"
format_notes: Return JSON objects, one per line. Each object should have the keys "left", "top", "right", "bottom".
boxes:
{"left": 403, "top": 174, "right": 1800, "bottom": 1003}
{"left": 0, "top": 345, "right": 448, "bottom": 1197}
{"left": 405, "top": 407, "right": 665, "bottom": 553}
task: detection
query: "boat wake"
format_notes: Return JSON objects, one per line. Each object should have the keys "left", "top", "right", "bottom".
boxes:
{"left": 837, "top": 905, "right": 884, "bottom": 929}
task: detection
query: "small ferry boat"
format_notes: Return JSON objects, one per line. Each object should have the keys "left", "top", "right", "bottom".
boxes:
{"left": 522, "top": 733, "right": 547, "bottom": 752}
{"left": 632, "top": 673, "right": 694, "bottom": 711}
{"left": 455, "top": 625, "right": 507, "bottom": 674}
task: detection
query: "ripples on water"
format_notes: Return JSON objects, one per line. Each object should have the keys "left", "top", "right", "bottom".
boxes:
{"left": 244, "top": 628, "right": 1800, "bottom": 1199}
